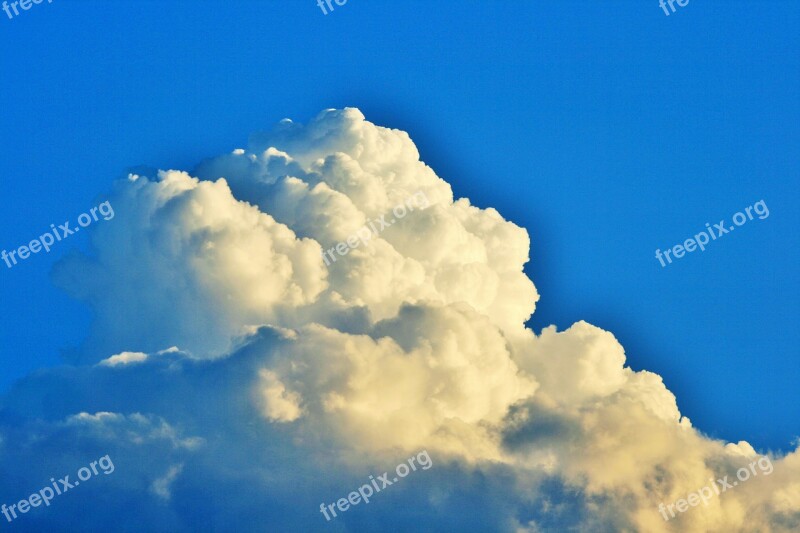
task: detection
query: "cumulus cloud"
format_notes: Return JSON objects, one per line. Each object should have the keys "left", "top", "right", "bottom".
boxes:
{"left": 99, "top": 351, "right": 149, "bottom": 367}
{"left": 1, "top": 108, "right": 798, "bottom": 531}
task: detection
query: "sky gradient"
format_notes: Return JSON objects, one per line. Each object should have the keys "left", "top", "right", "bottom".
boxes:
{"left": 0, "top": 2, "right": 798, "bottom": 531}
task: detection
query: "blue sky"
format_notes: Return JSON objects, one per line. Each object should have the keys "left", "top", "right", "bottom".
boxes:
{"left": 0, "top": 0, "right": 797, "bottom": 500}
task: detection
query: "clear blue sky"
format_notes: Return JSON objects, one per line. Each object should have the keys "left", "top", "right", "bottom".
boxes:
{"left": 0, "top": 0, "right": 797, "bottom": 453}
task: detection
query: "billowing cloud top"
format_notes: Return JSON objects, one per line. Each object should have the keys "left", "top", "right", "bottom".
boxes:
{"left": 1, "top": 108, "right": 798, "bottom": 532}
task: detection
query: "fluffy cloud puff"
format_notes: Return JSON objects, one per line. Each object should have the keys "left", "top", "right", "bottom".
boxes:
{"left": 1, "top": 108, "right": 798, "bottom": 532}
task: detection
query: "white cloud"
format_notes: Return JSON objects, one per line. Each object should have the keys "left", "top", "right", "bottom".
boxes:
{"left": 151, "top": 464, "right": 184, "bottom": 501}
{"left": 1, "top": 108, "right": 797, "bottom": 531}
{"left": 99, "top": 351, "right": 149, "bottom": 367}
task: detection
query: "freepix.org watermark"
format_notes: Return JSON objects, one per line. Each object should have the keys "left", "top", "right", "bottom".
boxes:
{"left": 655, "top": 200, "right": 769, "bottom": 268}
{"left": 1, "top": 454, "right": 115, "bottom": 524}
{"left": 2, "top": 0, "right": 53, "bottom": 21}
{"left": 322, "top": 191, "right": 430, "bottom": 267}
{"left": 1, "top": 200, "right": 114, "bottom": 271}
{"left": 657, "top": 455, "right": 773, "bottom": 521}
{"left": 319, "top": 450, "right": 433, "bottom": 522}
{"left": 316, "top": 0, "right": 348, "bottom": 16}
{"left": 659, "top": 0, "right": 689, "bottom": 17}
